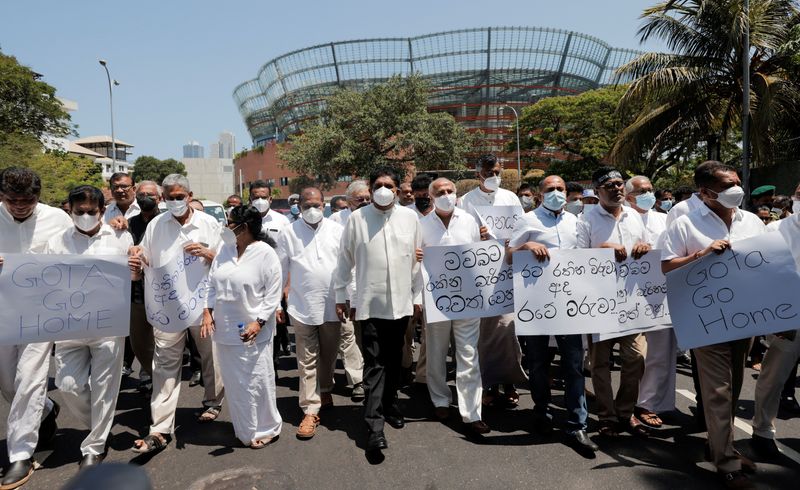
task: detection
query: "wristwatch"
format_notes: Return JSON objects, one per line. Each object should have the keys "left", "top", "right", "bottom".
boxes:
{"left": 256, "top": 317, "right": 266, "bottom": 328}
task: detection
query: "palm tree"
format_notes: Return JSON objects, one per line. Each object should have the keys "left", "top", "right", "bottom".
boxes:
{"left": 611, "top": 0, "right": 800, "bottom": 174}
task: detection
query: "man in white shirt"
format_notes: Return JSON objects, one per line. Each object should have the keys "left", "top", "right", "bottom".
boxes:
{"left": 751, "top": 180, "right": 800, "bottom": 460}
{"left": 507, "top": 175, "right": 598, "bottom": 453}
{"left": 661, "top": 161, "right": 764, "bottom": 488}
{"left": 577, "top": 166, "right": 651, "bottom": 438}
{"left": 417, "top": 178, "right": 490, "bottom": 434}
{"left": 459, "top": 154, "right": 526, "bottom": 406}
{"left": 333, "top": 167, "right": 422, "bottom": 453}
{"left": 103, "top": 172, "right": 140, "bottom": 223}
{"left": 665, "top": 162, "right": 719, "bottom": 228}
{"left": 276, "top": 186, "right": 362, "bottom": 440}
{"left": 0, "top": 167, "right": 73, "bottom": 489}
{"left": 249, "top": 180, "right": 289, "bottom": 242}
{"left": 45, "top": 185, "right": 140, "bottom": 468}
{"left": 329, "top": 180, "right": 371, "bottom": 226}
{"left": 624, "top": 176, "right": 675, "bottom": 430}
{"left": 131, "top": 174, "right": 225, "bottom": 453}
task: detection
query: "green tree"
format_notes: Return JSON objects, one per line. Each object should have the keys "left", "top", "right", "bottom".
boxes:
{"left": 613, "top": 0, "right": 800, "bottom": 168}
{"left": 131, "top": 156, "right": 186, "bottom": 184}
{"left": 0, "top": 50, "right": 73, "bottom": 139}
{"left": 0, "top": 133, "right": 103, "bottom": 204}
{"left": 279, "top": 74, "right": 474, "bottom": 182}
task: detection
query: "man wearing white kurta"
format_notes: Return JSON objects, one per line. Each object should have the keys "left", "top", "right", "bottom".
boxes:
{"left": 660, "top": 162, "right": 764, "bottom": 486}
{"left": 333, "top": 167, "right": 422, "bottom": 452}
{"left": 203, "top": 206, "right": 283, "bottom": 447}
{"left": 577, "top": 167, "right": 651, "bottom": 437}
{"left": 277, "top": 187, "right": 363, "bottom": 439}
{"left": 44, "top": 185, "right": 137, "bottom": 468}
{"left": 248, "top": 180, "right": 290, "bottom": 242}
{"left": 418, "top": 178, "right": 489, "bottom": 434}
{"left": 458, "top": 154, "right": 527, "bottom": 404}
{"left": 0, "top": 167, "right": 72, "bottom": 488}
{"left": 624, "top": 176, "right": 676, "bottom": 428}
{"left": 132, "top": 174, "right": 224, "bottom": 452}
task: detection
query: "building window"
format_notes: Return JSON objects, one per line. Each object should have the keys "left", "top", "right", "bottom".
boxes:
{"left": 106, "top": 164, "right": 111, "bottom": 172}
{"left": 279, "top": 177, "right": 289, "bottom": 186}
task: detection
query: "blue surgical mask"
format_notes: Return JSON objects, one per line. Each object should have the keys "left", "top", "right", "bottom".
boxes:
{"left": 290, "top": 204, "right": 300, "bottom": 216}
{"left": 635, "top": 192, "right": 657, "bottom": 211}
{"left": 660, "top": 199, "right": 673, "bottom": 211}
{"left": 543, "top": 190, "right": 566, "bottom": 211}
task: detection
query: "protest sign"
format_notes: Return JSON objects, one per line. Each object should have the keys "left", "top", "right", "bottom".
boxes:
{"left": 145, "top": 250, "right": 212, "bottom": 333}
{"left": 0, "top": 254, "right": 131, "bottom": 345}
{"left": 474, "top": 205, "right": 523, "bottom": 240}
{"left": 513, "top": 249, "right": 619, "bottom": 335}
{"left": 595, "top": 251, "right": 672, "bottom": 341}
{"left": 422, "top": 240, "right": 513, "bottom": 322}
{"left": 666, "top": 233, "right": 800, "bottom": 350}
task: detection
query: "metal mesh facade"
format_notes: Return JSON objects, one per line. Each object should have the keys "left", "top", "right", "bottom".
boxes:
{"left": 233, "top": 27, "right": 641, "bottom": 150}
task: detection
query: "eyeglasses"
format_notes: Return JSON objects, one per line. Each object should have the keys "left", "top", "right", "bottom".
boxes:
{"left": 111, "top": 184, "right": 133, "bottom": 192}
{"left": 600, "top": 181, "right": 625, "bottom": 190}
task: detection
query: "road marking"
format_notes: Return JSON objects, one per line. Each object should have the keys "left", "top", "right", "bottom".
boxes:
{"left": 675, "top": 388, "right": 800, "bottom": 465}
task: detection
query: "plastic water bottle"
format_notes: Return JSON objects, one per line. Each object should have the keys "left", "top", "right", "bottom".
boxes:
{"left": 238, "top": 323, "right": 254, "bottom": 347}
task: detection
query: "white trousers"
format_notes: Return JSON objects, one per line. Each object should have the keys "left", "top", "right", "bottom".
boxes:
{"left": 0, "top": 342, "right": 54, "bottom": 462}
{"left": 339, "top": 320, "right": 363, "bottom": 386}
{"left": 753, "top": 332, "right": 800, "bottom": 439}
{"left": 55, "top": 337, "right": 123, "bottom": 456}
{"left": 150, "top": 325, "right": 224, "bottom": 435}
{"left": 215, "top": 341, "right": 282, "bottom": 445}
{"left": 426, "top": 318, "right": 482, "bottom": 423}
{"left": 637, "top": 328, "right": 677, "bottom": 413}
{"left": 292, "top": 318, "right": 341, "bottom": 415}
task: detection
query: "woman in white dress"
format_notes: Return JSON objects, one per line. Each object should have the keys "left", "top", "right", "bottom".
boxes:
{"left": 201, "top": 205, "right": 283, "bottom": 448}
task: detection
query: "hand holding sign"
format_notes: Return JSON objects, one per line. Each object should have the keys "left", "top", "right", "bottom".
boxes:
{"left": 145, "top": 250, "right": 212, "bottom": 333}
{"left": 474, "top": 206, "right": 523, "bottom": 240}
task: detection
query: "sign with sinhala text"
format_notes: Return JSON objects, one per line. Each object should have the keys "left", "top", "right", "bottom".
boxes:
{"left": 144, "top": 250, "right": 212, "bottom": 333}
{"left": 0, "top": 254, "right": 131, "bottom": 345}
{"left": 666, "top": 233, "right": 800, "bottom": 350}
{"left": 474, "top": 205, "right": 523, "bottom": 240}
{"left": 422, "top": 241, "right": 513, "bottom": 323}
{"left": 512, "top": 249, "right": 620, "bottom": 335}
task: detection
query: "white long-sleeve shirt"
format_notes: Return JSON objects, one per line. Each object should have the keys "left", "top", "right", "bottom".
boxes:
{"left": 206, "top": 241, "right": 282, "bottom": 345}
{"left": 419, "top": 208, "right": 481, "bottom": 247}
{"left": 0, "top": 202, "right": 73, "bottom": 254}
{"left": 44, "top": 224, "right": 134, "bottom": 256}
{"left": 139, "top": 208, "right": 222, "bottom": 269}
{"left": 458, "top": 186, "right": 520, "bottom": 218}
{"left": 333, "top": 204, "right": 422, "bottom": 321}
{"left": 276, "top": 218, "right": 343, "bottom": 325}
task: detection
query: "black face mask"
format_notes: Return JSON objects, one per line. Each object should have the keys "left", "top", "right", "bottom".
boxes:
{"left": 357, "top": 201, "right": 370, "bottom": 209}
{"left": 137, "top": 196, "right": 157, "bottom": 212}
{"left": 414, "top": 196, "right": 431, "bottom": 212}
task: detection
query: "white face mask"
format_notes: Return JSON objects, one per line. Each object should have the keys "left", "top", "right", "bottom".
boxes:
{"left": 565, "top": 200, "right": 583, "bottom": 215}
{"left": 434, "top": 193, "right": 457, "bottom": 213}
{"left": 372, "top": 186, "right": 395, "bottom": 207}
{"left": 793, "top": 200, "right": 800, "bottom": 215}
{"left": 251, "top": 198, "right": 270, "bottom": 213}
{"left": 482, "top": 175, "right": 501, "bottom": 192}
{"left": 72, "top": 212, "right": 100, "bottom": 232}
{"left": 519, "top": 195, "right": 534, "bottom": 210}
{"left": 165, "top": 198, "right": 188, "bottom": 217}
{"left": 582, "top": 203, "right": 597, "bottom": 214}
{"left": 302, "top": 206, "right": 323, "bottom": 224}
{"left": 709, "top": 185, "right": 745, "bottom": 209}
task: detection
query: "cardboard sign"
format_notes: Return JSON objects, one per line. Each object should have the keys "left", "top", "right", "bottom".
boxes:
{"left": 474, "top": 205, "right": 523, "bottom": 240}
{"left": 422, "top": 241, "right": 513, "bottom": 322}
{"left": 0, "top": 254, "right": 131, "bottom": 345}
{"left": 145, "top": 251, "right": 212, "bottom": 332}
{"left": 513, "top": 249, "right": 619, "bottom": 335}
{"left": 666, "top": 233, "right": 800, "bottom": 350}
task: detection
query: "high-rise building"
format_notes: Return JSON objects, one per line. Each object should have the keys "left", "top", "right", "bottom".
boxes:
{"left": 183, "top": 140, "right": 204, "bottom": 158}
{"left": 209, "top": 131, "right": 235, "bottom": 159}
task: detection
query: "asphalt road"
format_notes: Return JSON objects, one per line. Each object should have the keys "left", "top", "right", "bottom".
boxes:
{"left": 1, "top": 336, "right": 798, "bottom": 490}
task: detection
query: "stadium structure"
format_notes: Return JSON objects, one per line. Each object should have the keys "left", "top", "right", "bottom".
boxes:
{"left": 233, "top": 26, "right": 641, "bottom": 162}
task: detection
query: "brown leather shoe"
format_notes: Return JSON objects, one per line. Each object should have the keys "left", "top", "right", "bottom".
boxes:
{"left": 320, "top": 393, "right": 333, "bottom": 410}
{"left": 468, "top": 420, "right": 490, "bottom": 434}
{"left": 296, "top": 414, "right": 320, "bottom": 440}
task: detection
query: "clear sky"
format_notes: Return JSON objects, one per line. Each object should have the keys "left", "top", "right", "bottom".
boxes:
{"left": 1, "top": 0, "right": 667, "bottom": 160}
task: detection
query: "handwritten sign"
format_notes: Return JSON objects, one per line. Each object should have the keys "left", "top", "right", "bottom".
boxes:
{"left": 666, "top": 233, "right": 800, "bottom": 350}
{"left": 145, "top": 251, "right": 212, "bottom": 333}
{"left": 474, "top": 205, "right": 523, "bottom": 240}
{"left": 0, "top": 254, "right": 131, "bottom": 345}
{"left": 513, "top": 249, "right": 620, "bottom": 335}
{"left": 422, "top": 241, "right": 513, "bottom": 322}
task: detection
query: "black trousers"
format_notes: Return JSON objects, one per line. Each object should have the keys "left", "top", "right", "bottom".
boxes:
{"left": 362, "top": 316, "right": 408, "bottom": 433}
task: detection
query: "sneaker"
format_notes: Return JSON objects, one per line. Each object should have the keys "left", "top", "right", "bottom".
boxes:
{"left": 296, "top": 414, "right": 320, "bottom": 440}
{"left": 350, "top": 383, "right": 365, "bottom": 402}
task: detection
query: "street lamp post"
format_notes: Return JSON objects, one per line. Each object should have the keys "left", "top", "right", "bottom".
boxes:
{"left": 98, "top": 59, "right": 120, "bottom": 169}
{"left": 502, "top": 104, "right": 522, "bottom": 180}
{"left": 742, "top": 0, "right": 751, "bottom": 197}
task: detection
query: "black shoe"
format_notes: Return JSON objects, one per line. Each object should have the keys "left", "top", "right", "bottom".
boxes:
{"left": 778, "top": 396, "right": 800, "bottom": 416}
{"left": 350, "top": 383, "right": 365, "bottom": 402}
{"left": 37, "top": 400, "right": 60, "bottom": 447}
{"left": 719, "top": 470, "right": 753, "bottom": 489}
{"left": 189, "top": 370, "right": 202, "bottom": 387}
{"left": 385, "top": 414, "right": 405, "bottom": 429}
{"left": 79, "top": 453, "right": 104, "bottom": 469}
{"left": 750, "top": 435, "right": 782, "bottom": 460}
{"left": 1, "top": 459, "right": 34, "bottom": 488}
{"left": 572, "top": 429, "right": 599, "bottom": 452}
{"left": 532, "top": 413, "right": 553, "bottom": 436}
{"left": 367, "top": 430, "right": 388, "bottom": 451}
